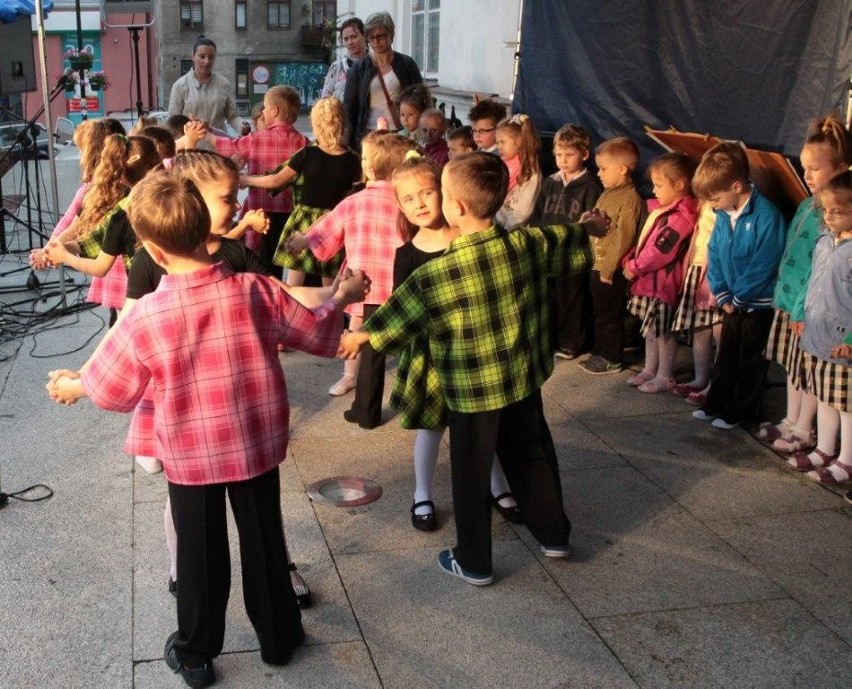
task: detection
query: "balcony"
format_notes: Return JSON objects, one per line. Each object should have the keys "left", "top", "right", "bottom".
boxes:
{"left": 300, "top": 25, "right": 324, "bottom": 47}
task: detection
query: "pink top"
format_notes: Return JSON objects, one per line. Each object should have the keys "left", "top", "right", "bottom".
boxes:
{"left": 214, "top": 122, "right": 309, "bottom": 214}
{"left": 622, "top": 196, "right": 698, "bottom": 306}
{"left": 305, "top": 181, "right": 404, "bottom": 317}
{"left": 81, "top": 262, "right": 343, "bottom": 485}
{"left": 51, "top": 182, "right": 89, "bottom": 238}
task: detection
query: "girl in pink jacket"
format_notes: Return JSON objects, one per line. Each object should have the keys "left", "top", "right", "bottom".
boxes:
{"left": 623, "top": 152, "right": 698, "bottom": 393}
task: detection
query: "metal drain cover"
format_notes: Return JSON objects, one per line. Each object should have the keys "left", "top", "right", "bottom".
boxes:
{"left": 306, "top": 476, "right": 383, "bottom": 507}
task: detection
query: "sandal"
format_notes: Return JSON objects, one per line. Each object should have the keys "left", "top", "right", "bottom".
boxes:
{"left": 637, "top": 377, "right": 676, "bottom": 394}
{"left": 806, "top": 460, "right": 852, "bottom": 485}
{"left": 787, "top": 448, "right": 837, "bottom": 471}
{"left": 410, "top": 500, "right": 437, "bottom": 532}
{"left": 685, "top": 391, "right": 707, "bottom": 406}
{"left": 288, "top": 563, "right": 312, "bottom": 609}
{"left": 772, "top": 427, "right": 816, "bottom": 454}
{"left": 491, "top": 492, "right": 524, "bottom": 524}
{"left": 755, "top": 418, "right": 793, "bottom": 443}
{"left": 626, "top": 370, "right": 654, "bottom": 387}
{"left": 673, "top": 383, "right": 705, "bottom": 398}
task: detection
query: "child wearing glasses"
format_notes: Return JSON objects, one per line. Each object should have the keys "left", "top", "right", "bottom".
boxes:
{"left": 468, "top": 98, "right": 507, "bottom": 154}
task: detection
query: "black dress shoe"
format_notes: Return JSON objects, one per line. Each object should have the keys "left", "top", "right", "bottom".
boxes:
{"left": 165, "top": 631, "right": 215, "bottom": 688}
{"left": 343, "top": 408, "right": 380, "bottom": 429}
{"left": 288, "top": 563, "right": 312, "bottom": 609}
{"left": 410, "top": 500, "right": 437, "bottom": 531}
{"left": 168, "top": 577, "right": 178, "bottom": 599}
{"left": 491, "top": 492, "right": 524, "bottom": 524}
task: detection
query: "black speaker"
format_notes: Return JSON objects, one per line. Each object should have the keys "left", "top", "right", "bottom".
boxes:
{"left": 0, "top": 16, "right": 37, "bottom": 97}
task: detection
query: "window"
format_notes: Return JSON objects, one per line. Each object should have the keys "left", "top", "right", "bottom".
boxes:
{"left": 311, "top": 0, "right": 336, "bottom": 26}
{"left": 236, "top": 1, "right": 247, "bottom": 29}
{"left": 180, "top": 1, "right": 203, "bottom": 30}
{"left": 235, "top": 59, "right": 249, "bottom": 98}
{"left": 267, "top": 1, "right": 291, "bottom": 28}
{"left": 180, "top": 59, "right": 194, "bottom": 76}
{"left": 411, "top": 0, "right": 440, "bottom": 74}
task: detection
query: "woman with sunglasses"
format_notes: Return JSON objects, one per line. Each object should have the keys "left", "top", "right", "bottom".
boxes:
{"left": 343, "top": 11, "right": 424, "bottom": 149}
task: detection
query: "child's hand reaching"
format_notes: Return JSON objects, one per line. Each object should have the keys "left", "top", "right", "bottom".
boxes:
{"left": 339, "top": 329, "right": 370, "bottom": 359}
{"left": 579, "top": 208, "right": 611, "bottom": 238}
{"left": 334, "top": 269, "right": 371, "bottom": 307}
{"left": 286, "top": 233, "right": 309, "bottom": 254}
{"left": 46, "top": 369, "right": 85, "bottom": 406}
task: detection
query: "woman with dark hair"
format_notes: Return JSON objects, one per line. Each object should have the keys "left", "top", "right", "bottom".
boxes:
{"left": 322, "top": 17, "right": 368, "bottom": 101}
{"left": 343, "top": 11, "right": 423, "bottom": 149}
{"left": 167, "top": 36, "right": 243, "bottom": 136}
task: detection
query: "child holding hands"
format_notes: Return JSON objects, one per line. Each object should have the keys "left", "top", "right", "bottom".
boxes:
{"left": 340, "top": 152, "right": 610, "bottom": 585}
{"left": 622, "top": 152, "right": 698, "bottom": 393}
{"left": 288, "top": 133, "right": 418, "bottom": 422}
{"left": 47, "top": 170, "right": 369, "bottom": 687}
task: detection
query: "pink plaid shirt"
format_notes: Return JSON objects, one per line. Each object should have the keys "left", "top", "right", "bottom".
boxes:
{"left": 81, "top": 262, "right": 343, "bottom": 485}
{"left": 214, "top": 122, "right": 309, "bottom": 214}
{"left": 306, "top": 181, "right": 403, "bottom": 317}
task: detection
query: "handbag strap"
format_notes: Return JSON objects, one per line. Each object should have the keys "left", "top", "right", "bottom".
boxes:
{"left": 372, "top": 56, "right": 401, "bottom": 130}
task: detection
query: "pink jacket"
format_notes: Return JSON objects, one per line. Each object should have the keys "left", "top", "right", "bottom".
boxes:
{"left": 622, "top": 196, "right": 698, "bottom": 306}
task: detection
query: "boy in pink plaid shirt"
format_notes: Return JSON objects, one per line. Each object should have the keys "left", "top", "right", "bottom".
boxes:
{"left": 188, "top": 85, "right": 309, "bottom": 274}
{"left": 287, "top": 132, "right": 418, "bottom": 429}
{"left": 47, "top": 171, "right": 369, "bottom": 688}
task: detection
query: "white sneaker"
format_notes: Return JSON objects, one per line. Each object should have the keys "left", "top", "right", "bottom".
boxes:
{"left": 711, "top": 417, "right": 742, "bottom": 430}
{"left": 135, "top": 455, "right": 163, "bottom": 474}
{"left": 328, "top": 374, "right": 356, "bottom": 396}
{"left": 692, "top": 409, "right": 717, "bottom": 422}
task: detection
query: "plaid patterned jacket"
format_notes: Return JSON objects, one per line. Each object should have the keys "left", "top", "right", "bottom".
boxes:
{"left": 364, "top": 222, "right": 593, "bottom": 412}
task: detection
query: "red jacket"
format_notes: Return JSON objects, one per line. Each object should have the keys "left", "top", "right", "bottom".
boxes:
{"left": 623, "top": 196, "right": 698, "bottom": 305}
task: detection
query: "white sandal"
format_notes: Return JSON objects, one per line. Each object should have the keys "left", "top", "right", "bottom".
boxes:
{"left": 328, "top": 374, "right": 356, "bottom": 396}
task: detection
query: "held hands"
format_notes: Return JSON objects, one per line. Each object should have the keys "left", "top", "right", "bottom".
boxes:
{"left": 334, "top": 269, "right": 371, "bottom": 307}
{"left": 46, "top": 369, "right": 84, "bottom": 406}
{"left": 43, "top": 239, "right": 70, "bottom": 266}
{"left": 579, "top": 208, "right": 611, "bottom": 238}
{"left": 243, "top": 209, "right": 269, "bottom": 235}
{"left": 338, "top": 329, "right": 370, "bottom": 359}
{"left": 30, "top": 248, "right": 51, "bottom": 270}
{"left": 789, "top": 320, "right": 805, "bottom": 337}
{"left": 285, "top": 233, "right": 309, "bottom": 255}
{"left": 183, "top": 119, "right": 209, "bottom": 145}
{"left": 722, "top": 303, "right": 738, "bottom": 315}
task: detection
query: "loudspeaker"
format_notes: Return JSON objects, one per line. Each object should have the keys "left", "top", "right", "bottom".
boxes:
{"left": 0, "top": 17, "right": 37, "bottom": 97}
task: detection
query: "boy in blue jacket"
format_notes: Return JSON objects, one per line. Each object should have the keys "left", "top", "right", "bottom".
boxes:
{"left": 691, "top": 143, "right": 787, "bottom": 429}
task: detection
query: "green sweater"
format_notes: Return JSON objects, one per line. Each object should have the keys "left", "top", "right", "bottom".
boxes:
{"left": 772, "top": 197, "right": 821, "bottom": 321}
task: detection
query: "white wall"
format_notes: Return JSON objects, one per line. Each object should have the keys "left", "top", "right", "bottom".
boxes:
{"left": 339, "top": 0, "right": 521, "bottom": 99}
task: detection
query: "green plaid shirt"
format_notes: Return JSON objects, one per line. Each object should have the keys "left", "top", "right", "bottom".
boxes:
{"left": 365, "top": 222, "right": 593, "bottom": 413}
{"left": 77, "top": 197, "right": 132, "bottom": 268}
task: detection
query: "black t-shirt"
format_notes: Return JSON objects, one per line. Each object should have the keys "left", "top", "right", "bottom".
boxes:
{"left": 288, "top": 146, "right": 361, "bottom": 209}
{"left": 393, "top": 242, "right": 445, "bottom": 291}
{"left": 100, "top": 210, "right": 137, "bottom": 258}
{"left": 126, "top": 238, "right": 270, "bottom": 300}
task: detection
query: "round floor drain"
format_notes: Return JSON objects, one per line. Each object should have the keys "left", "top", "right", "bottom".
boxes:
{"left": 306, "top": 476, "right": 383, "bottom": 507}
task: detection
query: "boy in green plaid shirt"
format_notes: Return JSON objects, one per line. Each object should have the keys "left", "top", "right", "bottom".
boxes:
{"left": 340, "top": 152, "right": 610, "bottom": 585}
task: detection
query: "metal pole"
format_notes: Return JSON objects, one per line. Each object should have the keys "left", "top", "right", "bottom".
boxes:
{"left": 129, "top": 27, "right": 144, "bottom": 120}
{"left": 35, "top": 0, "right": 68, "bottom": 307}
{"left": 75, "top": 0, "right": 87, "bottom": 120}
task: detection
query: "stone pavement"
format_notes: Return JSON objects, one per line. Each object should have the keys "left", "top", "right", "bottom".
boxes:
{"left": 0, "top": 146, "right": 849, "bottom": 689}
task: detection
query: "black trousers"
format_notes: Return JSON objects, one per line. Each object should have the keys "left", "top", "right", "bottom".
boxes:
{"left": 553, "top": 272, "right": 591, "bottom": 353}
{"left": 348, "top": 304, "right": 386, "bottom": 427}
{"left": 448, "top": 390, "right": 571, "bottom": 575}
{"left": 259, "top": 212, "right": 289, "bottom": 279}
{"left": 168, "top": 468, "right": 302, "bottom": 666}
{"left": 588, "top": 269, "right": 628, "bottom": 364}
{"left": 703, "top": 308, "right": 773, "bottom": 423}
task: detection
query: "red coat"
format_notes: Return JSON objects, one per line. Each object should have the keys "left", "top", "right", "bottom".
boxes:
{"left": 623, "top": 196, "right": 698, "bottom": 305}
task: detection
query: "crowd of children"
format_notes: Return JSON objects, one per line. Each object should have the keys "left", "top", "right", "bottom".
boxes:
{"left": 32, "top": 80, "right": 850, "bottom": 687}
